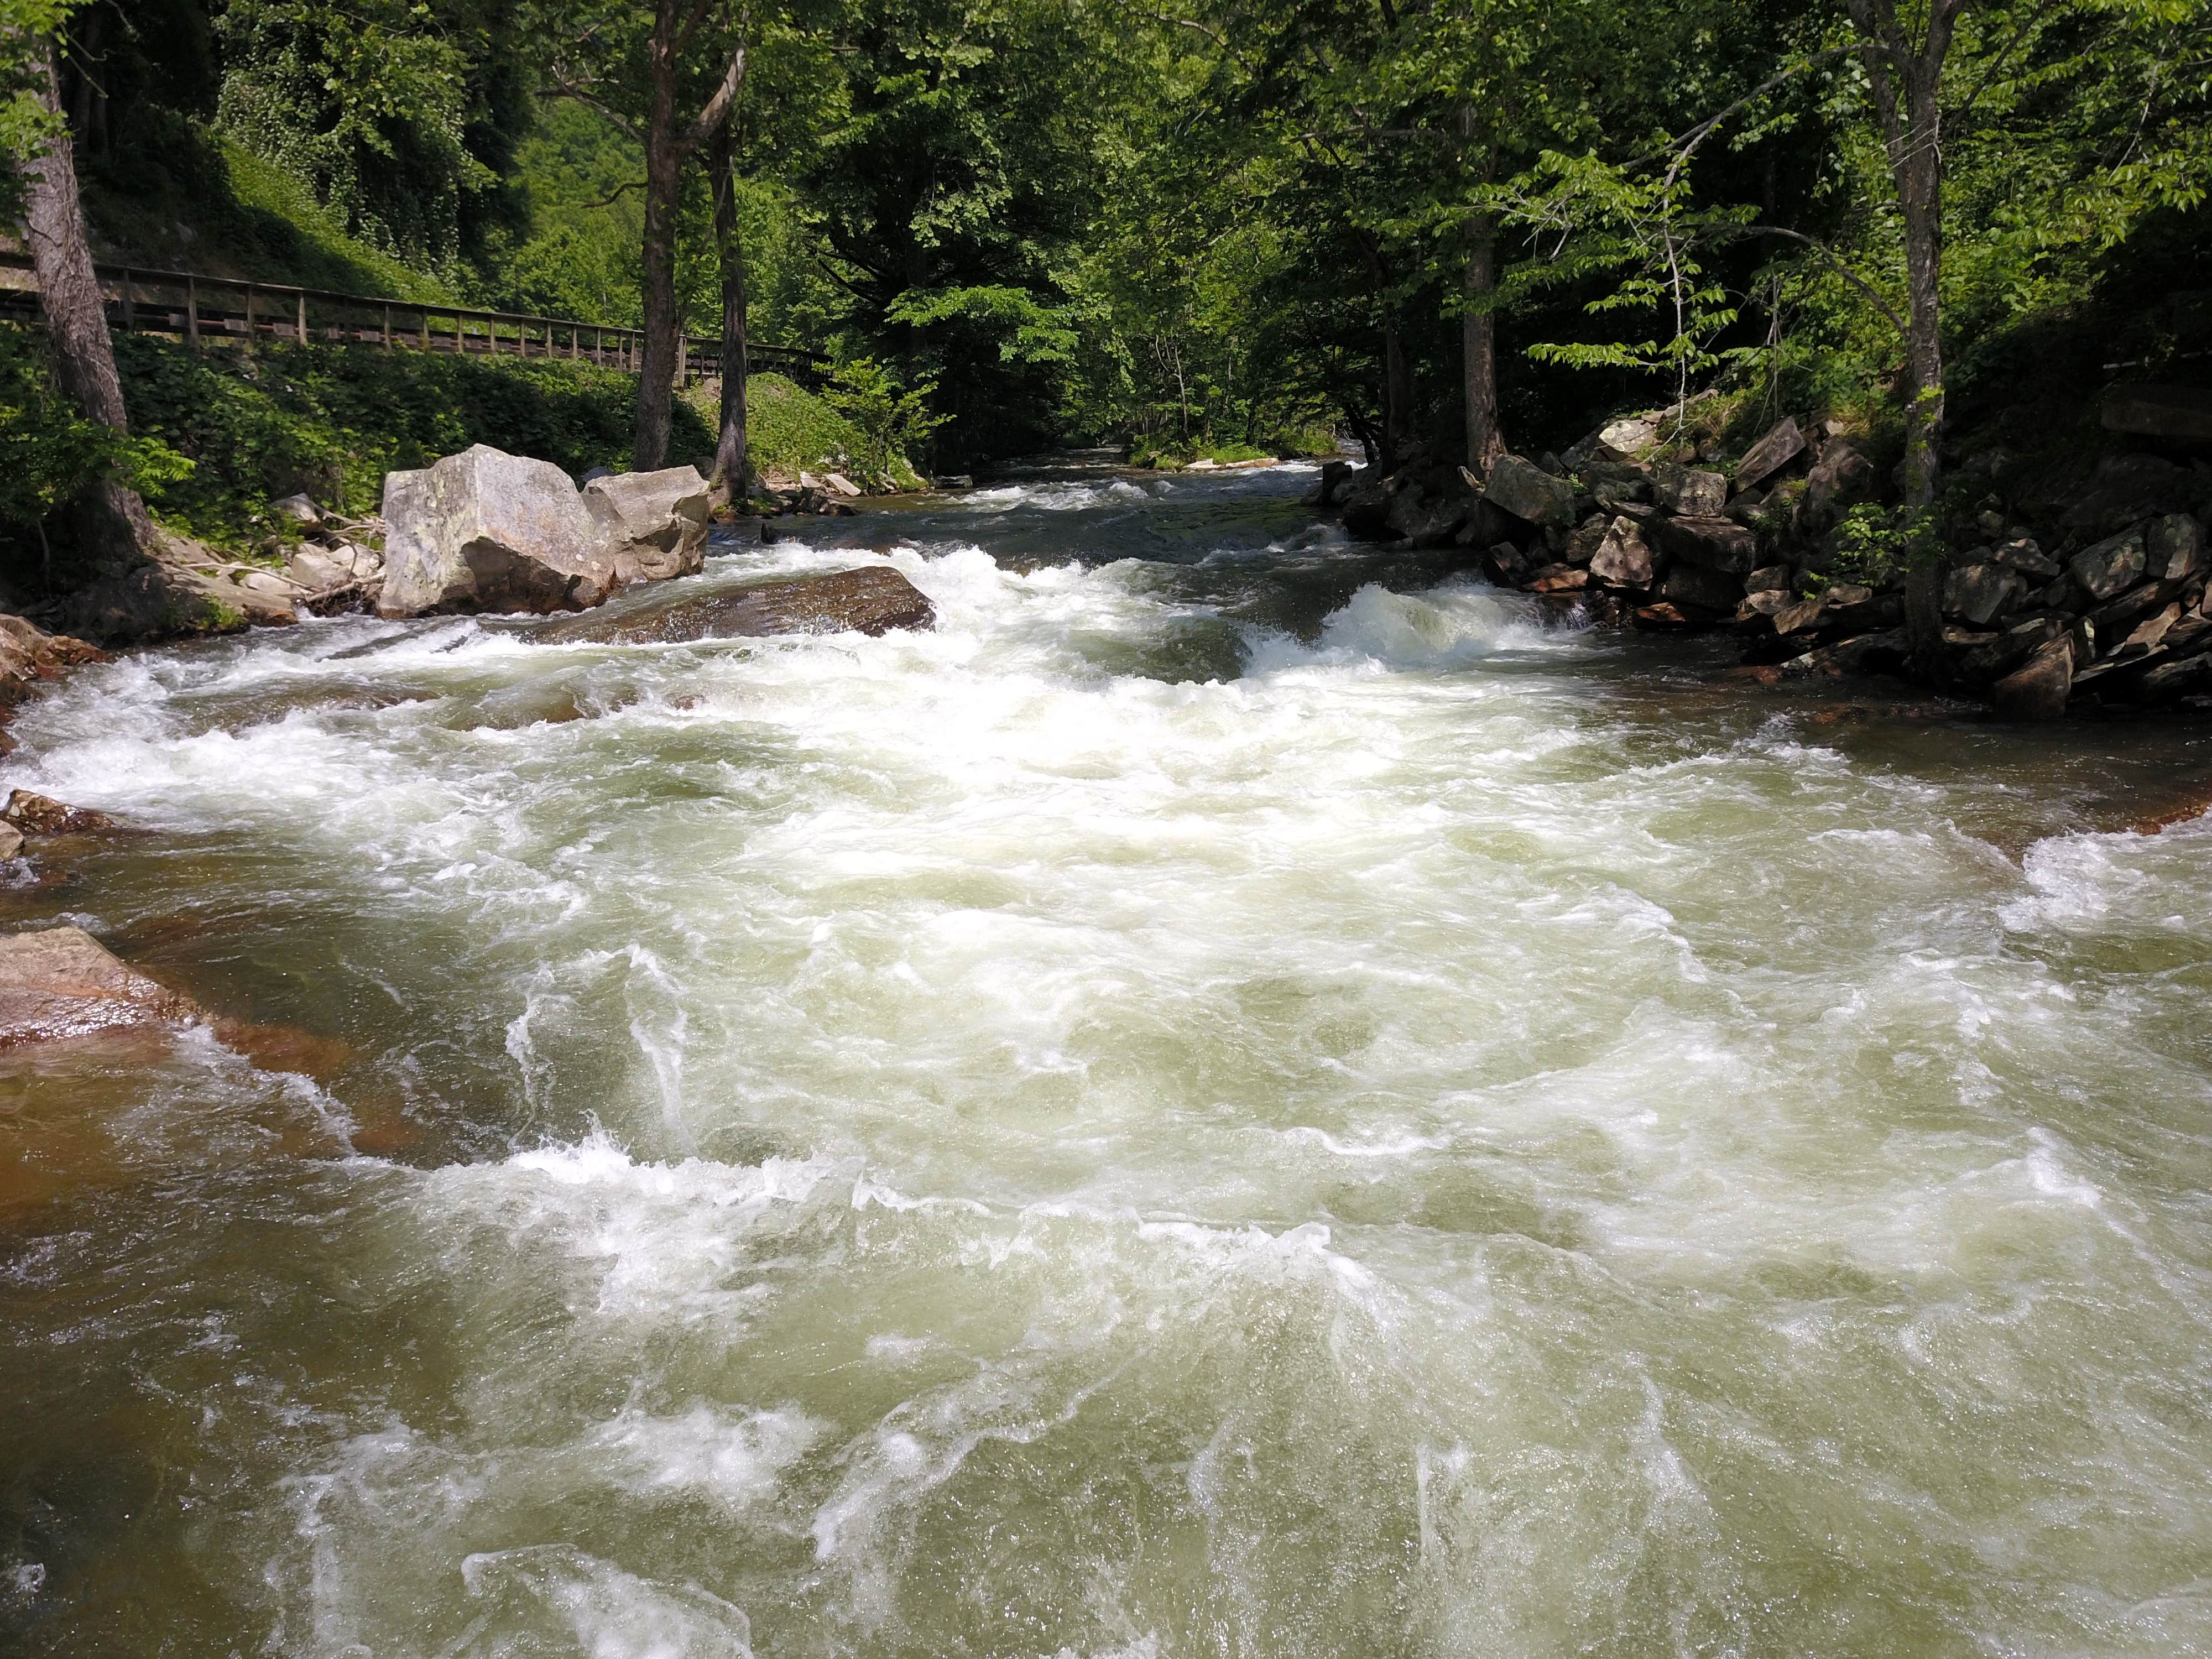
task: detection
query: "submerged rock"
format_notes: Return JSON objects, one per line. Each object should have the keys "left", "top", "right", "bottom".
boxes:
{"left": 0, "top": 926, "right": 200, "bottom": 1048}
{"left": 3, "top": 789, "right": 113, "bottom": 835}
{"left": 533, "top": 566, "right": 936, "bottom": 645}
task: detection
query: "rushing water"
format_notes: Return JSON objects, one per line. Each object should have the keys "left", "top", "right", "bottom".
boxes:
{"left": 6, "top": 458, "right": 2212, "bottom": 1657}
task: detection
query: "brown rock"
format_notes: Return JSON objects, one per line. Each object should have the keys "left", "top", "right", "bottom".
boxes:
{"left": 1652, "top": 463, "right": 1728, "bottom": 517}
{"left": 2069, "top": 528, "right": 2149, "bottom": 601}
{"left": 1745, "top": 564, "right": 1792, "bottom": 594}
{"left": 1991, "top": 637, "right": 2075, "bottom": 721}
{"left": 0, "top": 927, "right": 200, "bottom": 1048}
{"left": 533, "top": 566, "right": 936, "bottom": 646}
{"left": 1528, "top": 565, "right": 1589, "bottom": 593}
{"left": 1772, "top": 597, "right": 1826, "bottom": 635}
{"left": 3, "top": 790, "right": 114, "bottom": 835}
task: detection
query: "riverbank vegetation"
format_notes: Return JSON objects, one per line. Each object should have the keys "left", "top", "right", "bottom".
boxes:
{"left": 0, "top": 0, "right": 2206, "bottom": 648}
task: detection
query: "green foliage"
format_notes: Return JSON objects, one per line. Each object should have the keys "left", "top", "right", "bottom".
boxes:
{"left": 0, "top": 328, "right": 192, "bottom": 569}
{"left": 822, "top": 358, "right": 947, "bottom": 482}
{"left": 112, "top": 336, "right": 712, "bottom": 549}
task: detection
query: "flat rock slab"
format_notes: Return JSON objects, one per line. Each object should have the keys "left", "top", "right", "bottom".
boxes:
{"left": 533, "top": 566, "right": 937, "bottom": 646}
{"left": 0, "top": 927, "right": 200, "bottom": 1048}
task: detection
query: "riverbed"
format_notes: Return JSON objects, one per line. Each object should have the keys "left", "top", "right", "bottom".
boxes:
{"left": 5, "top": 458, "right": 2212, "bottom": 1656}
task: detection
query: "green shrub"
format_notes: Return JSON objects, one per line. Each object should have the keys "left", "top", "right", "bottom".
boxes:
{"left": 114, "top": 335, "right": 714, "bottom": 551}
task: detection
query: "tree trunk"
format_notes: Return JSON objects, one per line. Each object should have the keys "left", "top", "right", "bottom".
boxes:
{"left": 20, "top": 39, "right": 156, "bottom": 565}
{"left": 1844, "top": 0, "right": 1962, "bottom": 680}
{"left": 632, "top": 0, "right": 685, "bottom": 473}
{"left": 1462, "top": 213, "right": 1504, "bottom": 476}
{"left": 1897, "top": 69, "right": 1946, "bottom": 675}
{"left": 708, "top": 119, "right": 749, "bottom": 496}
{"left": 1380, "top": 307, "right": 1410, "bottom": 473}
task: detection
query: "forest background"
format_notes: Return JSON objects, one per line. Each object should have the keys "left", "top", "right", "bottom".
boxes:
{"left": 0, "top": 0, "right": 2207, "bottom": 586}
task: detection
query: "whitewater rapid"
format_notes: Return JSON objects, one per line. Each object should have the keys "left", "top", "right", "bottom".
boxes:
{"left": 4, "top": 461, "right": 2212, "bottom": 1657}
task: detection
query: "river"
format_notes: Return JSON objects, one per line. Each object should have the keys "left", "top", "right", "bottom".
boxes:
{"left": 4, "top": 457, "right": 2212, "bottom": 1656}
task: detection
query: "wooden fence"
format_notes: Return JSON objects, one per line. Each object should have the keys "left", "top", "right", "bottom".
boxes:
{"left": 0, "top": 251, "right": 823, "bottom": 383}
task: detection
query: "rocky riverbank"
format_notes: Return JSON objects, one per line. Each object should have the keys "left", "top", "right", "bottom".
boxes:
{"left": 1315, "top": 415, "right": 2211, "bottom": 720}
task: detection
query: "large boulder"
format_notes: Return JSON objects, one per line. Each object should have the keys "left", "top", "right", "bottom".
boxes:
{"left": 2059, "top": 454, "right": 2201, "bottom": 538}
{"left": 1384, "top": 486, "right": 1469, "bottom": 548}
{"left": 1651, "top": 513, "right": 1759, "bottom": 575}
{"left": 2102, "top": 384, "right": 2212, "bottom": 442}
{"left": 1943, "top": 561, "right": 2029, "bottom": 626}
{"left": 2069, "top": 526, "right": 2148, "bottom": 601}
{"left": 379, "top": 446, "right": 618, "bottom": 618}
{"left": 1991, "top": 636, "right": 2075, "bottom": 721}
{"left": 1483, "top": 455, "right": 1577, "bottom": 528}
{"left": 1801, "top": 442, "right": 1874, "bottom": 527}
{"left": 1733, "top": 418, "right": 1806, "bottom": 493}
{"left": 1652, "top": 462, "right": 1728, "bottom": 517}
{"left": 534, "top": 566, "right": 935, "bottom": 646}
{"left": 1589, "top": 517, "right": 1656, "bottom": 588}
{"left": 2147, "top": 513, "right": 2204, "bottom": 583}
{"left": 1659, "top": 561, "right": 1741, "bottom": 612}
{"left": 0, "top": 926, "right": 200, "bottom": 1048}
{"left": 584, "top": 466, "right": 712, "bottom": 586}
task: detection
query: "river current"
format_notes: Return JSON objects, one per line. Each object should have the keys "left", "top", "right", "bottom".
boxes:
{"left": 5, "top": 458, "right": 2212, "bottom": 1656}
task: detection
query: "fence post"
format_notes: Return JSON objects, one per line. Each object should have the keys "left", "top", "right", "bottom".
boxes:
{"left": 383, "top": 304, "right": 393, "bottom": 351}
{"left": 245, "top": 283, "right": 256, "bottom": 340}
{"left": 677, "top": 332, "right": 688, "bottom": 384}
{"left": 419, "top": 308, "right": 429, "bottom": 351}
{"left": 296, "top": 291, "right": 307, "bottom": 343}
{"left": 186, "top": 276, "right": 199, "bottom": 349}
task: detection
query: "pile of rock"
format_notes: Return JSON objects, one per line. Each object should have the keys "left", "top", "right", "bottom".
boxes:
{"left": 1314, "top": 420, "right": 2212, "bottom": 718}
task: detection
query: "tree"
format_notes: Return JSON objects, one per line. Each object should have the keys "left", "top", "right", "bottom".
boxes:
{"left": 9, "top": 14, "right": 160, "bottom": 572}
{"left": 546, "top": 0, "right": 750, "bottom": 471}
{"left": 1841, "top": 0, "right": 1965, "bottom": 671}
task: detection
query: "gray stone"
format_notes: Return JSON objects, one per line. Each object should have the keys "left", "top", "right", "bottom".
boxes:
{"left": 1385, "top": 488, "right": 1469, "bottom": 549}
{"left": 1772, "top": 596, "right": 1825, "bottom": 635}
{"left": 2101, "top": 384, "right": 2212, "bottom": 442}
{"left": 1651, "top": 513, "right": 1759, "bottom": 575}
{"left": 2069, "top": 528, "right": 2148, "bottom": 601}
{"left": 1943, "top": 562, "right": 2028, "bottom": 627}
{"left": 1660, "top": 561, "right": 1742, "bottom": 612}
{"left": 0, "top": 926, "right": 200, "bottom": 1048}
{"left": 379, "top": 446, "right": 619, "bottom": 618}
{"left": 1733, "top": 418, "right": 1805, "bottom": 492}
{"left": 534, "top": 566, "right": 935, "bottom": 645}
{"left": 1589, "top": 517, "right": 1655, "bottom": 588}
{"left": 2060, "top": 454, "right": 2198, "bottom": 538}
{"left": 1990, "top": 536, "right": 2060, "bottom": 580}
{"left": 1991, "top": 637, "right": 2075, "bottom": 721}
{"left": 1802, "top": 444, "right": 1874, "bottom": 525}
{"left": 1652, "top": 462, "right": 1728, "bottom": 517}
{"left": 1597, "top": 416, "right": 1662, "bottom": 461}
{"left": 584, "top": 465, "right": 713, "bottom": 587}
{"left": 1746, "top": 564, "right": 1792, "bottom": 594}
{"left": 1483, "top": 455, "right": 1578, "bottom": 528}
{"left": 2147, "top": 514, "right": 2204, "bottom": 583}
{"left": 285, "top": 546, "right": 354, "bottom": 590}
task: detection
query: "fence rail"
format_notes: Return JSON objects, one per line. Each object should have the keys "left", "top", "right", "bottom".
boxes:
{"left": 0, "top": 251, "right": 824, "bottom": 383}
